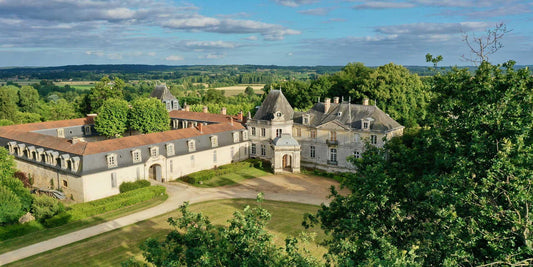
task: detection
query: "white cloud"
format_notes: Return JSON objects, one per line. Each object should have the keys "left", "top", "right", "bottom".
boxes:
{"left": 243, "top": 35, "right": 258, "bottom": 40}
{"left": 272, "top": 0, "right": 318, "bottom": 7}
{"left": 287, "top": 52, "right": 293, "bottom": 56}
{"left": 85, "top": 50, "right": 104, "bottom": 57}
{"left": 353, "top": 1, "right": 415, "bottom": 9}
{"left": 165, "top": 55, "right": 184, "bottom": 61}
{"left": 375, "top": 22, "right": 491, "bottom": 35}
{"left": 184, "top": 40, "right": 238, "bottom": 49}
{"left": 147, "top": 52, "right": 157, "bottom": 57}
{"left": 298, "top": 7, "right": 335, "bottom": 16}
{"left": 199, "top": 53, "right": 226, "bottom": 59}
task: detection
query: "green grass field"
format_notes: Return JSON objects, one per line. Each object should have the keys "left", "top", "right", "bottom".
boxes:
{"left": 192, "top": 167, "right": 270, "bottom": 188}
{"left": 0, "top": 193, "right": 167, "bottom": 254}
{"left": 7, "top": 199, "right": 327, "bottom": 266}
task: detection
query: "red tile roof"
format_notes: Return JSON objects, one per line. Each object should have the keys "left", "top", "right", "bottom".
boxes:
{"left": 169, "top": 110, "right": 243, "bottom": 123}
{"left": 0, "top": 113, "right": 245, "bottom": 156}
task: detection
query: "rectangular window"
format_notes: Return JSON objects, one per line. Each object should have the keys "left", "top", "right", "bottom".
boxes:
{"left": 251, "top": 144, "right": 256, "bottom": 155}
{"left": 330, "top": 131, "right": 337, "bottom": 141}
{"left": 166, "top": 143, "right": 175, "bottom": 156}
{"left": 211, "top": 136, "right": 218, "bottom": 147}
{"left": 213, "top": 150, "right": 217, "bottom": 163}
{"left": 62, "top": 180, "right": 68, "bottom": 187}
{"left": 261, "top": 144, "right": 266, "bottom": 156}
{"left": 354, "top": 133, "right": 360, "bottom": 143}
{"left": 296, "top": 128, "right": 301, "bottom": 137}
{"left": 170, "top": 160, "right": 173, "bottom": 173}
{"left": 371, "top": 135, "right": 377, "bottom": 145}
{"left": 276, "top": 129, "right": 282, "bottom": 137}
{"left": 303, "top": 117, "right": 309, "bottom": 125}
{"left": 261, "top": 128, "right": 266, "bottom": 137}
{"left": 310, "top": 129, "right": 316, "bottom": 139}
{"left": 251, "top": 127, "right": 256, "bottom": 136}
{"left": 330, "top": 148, "right": 337, "bottom": 162}
{"left": 84, "top": 125, "right": 91, "bottom": 135}
{"left": 363, "top": 121, "right": 369, "bottom": 129}
{"left": 310, "top": 146, "right": 316, "bottom": 158}
{"left": 233, "top": 132, "right": 240, "bottom": 143}
{"left": 188, "top": 140, "right": 196, "bottom": 152}
{"left": 242, "top": 131, "right": 248, "bottom": 141}
{"left": 132, "top": 150, "right": 142, "bottom": 163}
{"left": 107, "top": 154, "right": 117, "bottom": 168}
{"left": 111, "top": 173, "right": 117, "bottom": 188}
{"left": 353, "top": 151, "right": 360, "bottom": 158}
{"left": 150, "top": 147, "right": 159, "bottom": 157}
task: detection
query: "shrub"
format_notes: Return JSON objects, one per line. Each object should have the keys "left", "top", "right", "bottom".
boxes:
{"left": 44, "top": 186, "right": 166, "bottom": 227}
{"left": 182, "top": 161, "right": 265, "bottom": 184}
{"left": 0, "top": 185, "right": 24, "bottom": 225}
{"left": 14, "top": 171, "right": 31, "bottom": 188}
{"left": 119, "top": 180, "right": 151, "bottom": 193}
{"left": 31, "top": 195, "right": 65, "bottom": 222}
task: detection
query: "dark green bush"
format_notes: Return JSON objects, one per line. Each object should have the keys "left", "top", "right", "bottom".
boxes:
{"left": 119, "top": 180, "right": 151, "bottom": 193}
{"left": 44, "top": 185, "right": 165, "bottom": 227}
{"left": 0, "top": 185, "right": 24, "bottom": 225}
{"left": 31, "top": 195, "right": 65, "bottom": 222}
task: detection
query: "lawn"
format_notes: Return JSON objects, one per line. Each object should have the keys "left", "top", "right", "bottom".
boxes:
{"left": 193, "top": 167, "right": 270, "bottom": 188}
{"left": 212, "top": 84, "right": 265, "bottom": 96}
{"left": 0, "top": 188, "right": 167, "bottom": 254}
{"left": 7, "top": 199, "right": 327, "bottom": 266}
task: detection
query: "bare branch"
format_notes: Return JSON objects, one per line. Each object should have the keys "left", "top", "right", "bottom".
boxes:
{"left": 461, "top": 23, "right": 512, "bottom": 65}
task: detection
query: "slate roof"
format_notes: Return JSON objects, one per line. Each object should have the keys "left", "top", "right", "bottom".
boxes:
{"left": 272, "top": 133, "right": 300, "bottom": 147}
{"left": 294, "top": 102, "right": 403, "bottom": 132}
{"left": 253, "top": 90, "right": 294, "bottom": 120}
{"left": 150, "top": 84, "right": 176, "bottom": 101}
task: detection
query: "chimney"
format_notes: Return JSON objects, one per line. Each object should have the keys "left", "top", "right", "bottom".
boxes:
{"left": 363, "top": 98, "right": 369, "bottom": 106}
{"left": 237, "top": 111, "right": 243, "bottom": 121}
{"left": 184, "top": 105, "right": 190, "bottom": 112}
{"left": 197, "top": 123, "right": 203, "bottom": 133}
{"left": 333, "top": 97, "right": 340, "bottom": 104}
{"left": 229, "top": 117, "right": 234, "bottom": 126}
{"left": 203, "top": 106, "right": 208, "bottom": 113}
{"left": 86, "top": 114, "right": 97, "bottom": 124}
{"left": 324, "top": 98, "right": 331, "bottom": 113}
{"left": 221, "top": 107, "right": 227, "bottom": 115}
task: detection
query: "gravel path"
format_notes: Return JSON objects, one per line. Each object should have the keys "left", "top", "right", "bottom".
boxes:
{"left": 0, "top": 173, "right": 344, "bottom": 265}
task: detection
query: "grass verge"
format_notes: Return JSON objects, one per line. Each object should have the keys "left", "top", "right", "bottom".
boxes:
{"left": 181, "top": 160, "right": 271, "bottom": 188}
{"left": 7, "top": 199, "right": 327, "bottom": 267}
{"left": 0, "top": 186, "right": 167, "bottom": 254}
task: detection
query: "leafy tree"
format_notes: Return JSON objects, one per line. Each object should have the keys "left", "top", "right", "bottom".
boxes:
{"left": 329, "top": 62, "right": 372, "bottom": 99}
{"left": 31, "top": 195, "right": 65, "bottom": 222}
{"left": 0, "top": 148, "right": 32, "bottom": 220}
{"left": 203, "top": 88, "right": 226, "bottom": 103}
{"left": 15, "top": 112, "right": 41, "bottom": 124}
{"left": 88, "top": 77, "right": 125, "bottom": 111}
{"left": 43, "top": 99, "right": 79, "bottom": 121}
{"left": 137, "top": 195, "right": 319, "bottom": 266}
{"left": 129, "top": 98, "right": 170, "bottom": 134}
{"left": 360, "top": 63, "right": 429, "bottom": 127}
{"left": 18, "top": 85, "right": 40, "bottom": 113}
{"left": 244, "top": 86, "right": 255, "bottom": 97}
{"left": 0, "top": 86, "right": 19, "bottom": 121}
{"left": 306, "top": 61, "right": 533, "bottom": 266}
{"left": 94, "top": 98, "right": 130, "bottom": 138}
{"left": 0, "top": 185, "right": 23, "bottom": 225}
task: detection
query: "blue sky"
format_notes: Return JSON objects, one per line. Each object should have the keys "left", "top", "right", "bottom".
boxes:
{"left": 0, "top": 0, "right": 531, "bottom": 67}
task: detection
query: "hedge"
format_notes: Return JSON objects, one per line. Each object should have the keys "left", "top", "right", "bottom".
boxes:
{"left": 43, "top": 185, "right": 166, "bottom": 227}
{"left": 119, "top": 180, "right": 151, "bottom": 193}
{"left": 182, "top": 159, "right": 270, "bottom": 185}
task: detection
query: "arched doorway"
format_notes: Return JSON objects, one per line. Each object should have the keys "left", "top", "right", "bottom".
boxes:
{"left": 282, "top": 154, "right": 292, "bottom": 171}
{"left": 149, "top": 164, "right": 162, "bottom": 181}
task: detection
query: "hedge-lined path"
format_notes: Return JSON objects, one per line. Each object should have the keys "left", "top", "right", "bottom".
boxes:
{"left": 0, "top": 173, "right": 345, "bottom": 265}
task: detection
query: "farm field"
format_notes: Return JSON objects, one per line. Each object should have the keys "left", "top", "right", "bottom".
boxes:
{"left": 212, "top": 84, "right": 265, "bottom": 96}
{"left": 7, "top": 199, "right": 327, "bottom": 266}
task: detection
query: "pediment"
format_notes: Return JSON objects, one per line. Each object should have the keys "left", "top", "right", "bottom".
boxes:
{"left": 316, "top": 120, "right": 351, "bottom": 130}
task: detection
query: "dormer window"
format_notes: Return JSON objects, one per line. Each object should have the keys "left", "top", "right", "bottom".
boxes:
{"left": 336, "top": 112, "right": 342, "bottom": 117}
{"left": 188, "top": 140, "right": 196, "bottom": 152}
{"left": 276, "top": 111, "right": 282, "bottom": 118}
{"left": 361, "top": 117, "right": 373, "bottom": 130}
{"left": 233, "top": 132, "right": 240, "bottom": 143}
{"left": 276, "top": 129, "right": 282, "bottom": 137}
{"left": 60, "top": 154, "right": 70, "bottom": 169}
{"left": 303, "top": 114, "right": 310, "bottom": 125}
{"left": 84, "top": 125, "right": 92, "bottom": 135}
{"left": 150, "top": 146, "right": 159, "bottom": 157}
{"left": 106, "top": 153, "right": 118, "bottom": 168}
{"left": 132, "top": 149, "right": 142, "bottom": 163}
{"left": 210, "top": 136, "right": 218, "bottom": 147}
{"left": 166, "top": 143, "right": 175, "bottom": 156}
{"left": 57, "top": 128, "right": 65, "bottom": 138}
{"left": 7, "top": 141, "right": 16, "bottom": 154}
{"left": 242, "top": 131, "right": 248, "bottom": 141}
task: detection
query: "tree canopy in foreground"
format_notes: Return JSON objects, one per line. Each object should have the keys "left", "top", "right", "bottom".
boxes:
{"left": 305, "top": 61, "right": 533, "bottom": 266}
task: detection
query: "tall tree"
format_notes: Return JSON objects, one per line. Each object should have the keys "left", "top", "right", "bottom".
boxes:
{"left": 18, "top": 85, "right": 40, "bottom": 113}
{"left": 94, "top": 98, "right": 130, "bottom": 138}
{"left": 88, "top": 77, "right": 125, "bottom": 111}
{"left": 129, "top": 98, "right": 170, "bottom": 134}
{"left": 0, "top": 147, "right": 32, "bottom": 222}
{"left": 306, "top": 61, "right": 533, "bottom": 266}
{"left": 0, "top": 86, "right": 19, "bottom": 122}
